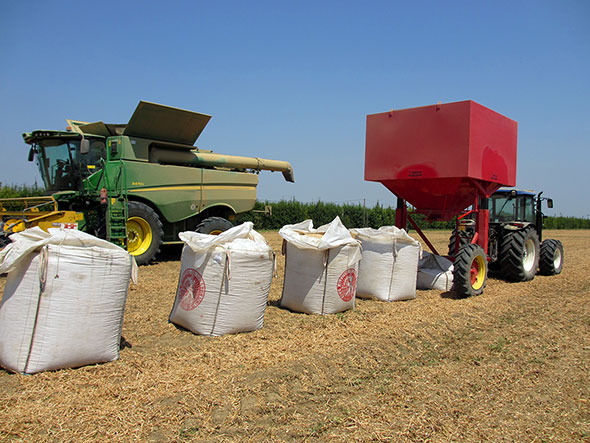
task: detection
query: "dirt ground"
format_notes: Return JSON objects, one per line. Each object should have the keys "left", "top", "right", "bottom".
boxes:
{"left": 0, "top": 229, "right": 588, "bottom": 442}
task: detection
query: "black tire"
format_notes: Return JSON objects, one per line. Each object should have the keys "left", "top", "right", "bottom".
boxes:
{"left": 448, "top": 228, "right": 473, "bottom": 257}
{"left": 499, "top": 227, "right": 540, "bottom": 282}
{"left": 0, "top": 220, "right": 9, "bottom": 249}
{"left": 0, "top": 234, "right": 10, "bottom": 249}
{"left": 452, "top": 244, "right": 488, "bottom": 297}
{"left": 195, "top": 216, "right": 233, "bottom": 235}
{"left": 127, "top": 201, "right": 164, "bottom": 265}
{"left": 539, "top": 239, "right": 564, "bottom": 276}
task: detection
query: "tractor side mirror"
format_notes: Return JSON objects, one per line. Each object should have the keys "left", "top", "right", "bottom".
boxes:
{"left": 547, "top": 199, "right": 553, "bottom": 209}
{"left": 80, "top": 138, "right": 90, "bottom": 154}
{"left": 27, "top": 146, "right": 36, "bottom": 162}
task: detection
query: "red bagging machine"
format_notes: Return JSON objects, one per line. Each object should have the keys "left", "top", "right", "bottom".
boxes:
{"left": 365, "top": 100, "right": 518, "bottom": 296}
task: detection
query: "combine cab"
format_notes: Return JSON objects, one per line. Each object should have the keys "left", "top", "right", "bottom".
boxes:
{"left": 2, "top": 101, "right": 294, "bottom": 264}
{"left": 365, "top": 100, "right": 563, "bottom": 297}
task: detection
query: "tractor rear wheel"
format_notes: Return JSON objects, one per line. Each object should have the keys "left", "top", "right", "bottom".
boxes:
{"left": 195, "top": 217, "right": 233, "bottom": 235}
{"left": 499, "top": 227, "right": 540, "bottom": 282}
{"left": 539, "top": 239, "right": 564, "bottom": 275}
{"left": 452, "top": 244, "right": 488, "bottom": 297}
{"left": 127, "top": 201, "right": 164, "bottom": 265}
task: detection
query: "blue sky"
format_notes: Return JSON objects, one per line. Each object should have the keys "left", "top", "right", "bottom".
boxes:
{"left": 1, "top": 1, "right": 588, "bottom": 217}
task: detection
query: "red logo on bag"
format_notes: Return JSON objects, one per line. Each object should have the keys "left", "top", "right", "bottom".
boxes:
{"left": 337, "top": 268, "right": 357, "bottom": 302}
{"left": 178, "top": 268, "right": 206, "bottom": 311}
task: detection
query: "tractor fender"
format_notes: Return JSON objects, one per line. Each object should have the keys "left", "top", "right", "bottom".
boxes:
{"left": 501, "top": 222, "right": 536, "bottom": 232}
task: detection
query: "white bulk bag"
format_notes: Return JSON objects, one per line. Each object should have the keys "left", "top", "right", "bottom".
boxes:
{"left": 351, "top": 226, "right": 421, "bottom": 301}
{"left": 417, "top": 251, "right": 454, "bottom": 291}
{"left": 169, "top": 222, "right": 274, "bottom": 336}
{"left": 0, "top": 227, "right": 136, "bottom": 375}
{"left": 279, "top": 217, "right": 362, "bottom": 315}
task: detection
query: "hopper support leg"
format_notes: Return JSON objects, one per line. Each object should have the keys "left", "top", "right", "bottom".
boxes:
{"left": 408, "top": 214, "right": 440, "bottom": 256}
{"left": 395, "top": 197, "right": 439, "bottom": 256}
{"left": 395, "top": 197, "right": 407, "bottom": 230}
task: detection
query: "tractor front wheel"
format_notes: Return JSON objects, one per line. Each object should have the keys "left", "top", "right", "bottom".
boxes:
{"left": 539, "top": 239, "right": 564, "bottom": 275}
{"left": 453, "top": 244, "right": 488, "bottom": 297}
{"left": 195, "top": 217, "right": 233, "bottom": 235}
{"left": 127, "top": 201, "right": 164, "bottom": 265}
{"left": 499, "top": 227, "right": 540, "bottom": 282}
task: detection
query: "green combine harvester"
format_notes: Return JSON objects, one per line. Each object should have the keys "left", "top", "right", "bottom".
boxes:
{"left": 0, "top": 101, "right": 294, "bottom": 264}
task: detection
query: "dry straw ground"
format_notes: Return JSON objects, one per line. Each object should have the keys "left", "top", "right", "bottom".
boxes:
{"left": 0, "top": 230, "right": 588, "bottom": 442}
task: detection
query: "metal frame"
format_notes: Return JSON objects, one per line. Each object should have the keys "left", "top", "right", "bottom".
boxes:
{"left": 395, "top": 189, "right": 491, "bottom": 261}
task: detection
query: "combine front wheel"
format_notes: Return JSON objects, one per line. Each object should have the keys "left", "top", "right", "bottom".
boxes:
{"left": 453, "top": 244, "right": 488, "bottom": 297}
{"left": 127, "top": 201, "right": 164, "bottom": 265}
{"left": 539, "top": 239, "right": 564, "bottom": 275}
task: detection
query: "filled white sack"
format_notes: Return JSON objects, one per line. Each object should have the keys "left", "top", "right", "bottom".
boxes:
{"left": 352, "top": 226, "right": 421, "bottom": 301}
{"left": 169, "top": 222, "right": 274, "bottom": 336}
{"left": 417, "top": 251, "right": 454, "bottom": 291}
{"left": 0, "top": 227, "right": 136, "bottom": 375}
{"left": 279, "top": 217, "right": 361, "bottom": 314}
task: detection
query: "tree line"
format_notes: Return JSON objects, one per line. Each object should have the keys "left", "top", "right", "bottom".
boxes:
{"left": 1, "top": 183, "right": 588, "bottom": 230}
{"left": 0, "top": 183, "right": 44, "bottom": 199}
{"left": 237, "top": 200, "right": 590, "bottom": 230}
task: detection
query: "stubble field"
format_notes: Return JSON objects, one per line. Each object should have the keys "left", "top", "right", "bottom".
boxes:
{"left": 0, "top": 229, "right": 588, "bottom": 442}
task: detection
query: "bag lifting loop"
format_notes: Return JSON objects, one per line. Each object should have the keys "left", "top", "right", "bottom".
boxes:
{"left": 224, "top": 252, "right": 231, "bottom": 281}
{"left": 320, "top": 248, "right": 331, "bottom": 315}
{"left": 38, "top": 246, "right": 49, "bottom": 294}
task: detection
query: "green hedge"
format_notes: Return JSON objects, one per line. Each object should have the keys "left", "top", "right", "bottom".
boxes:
{"left": 236, "top": 200, "right": 454, "bottom": 230}
{"left": 2, "top": 183, "right": 588, "bottom": 230}
{"left": 544, "top": 216, "right": 590, "bottom": 229}
{"left": 237, "top": 200, "right": 590, "bottom": 230}
{"left": 0, "top": 183, "right": 45, "bottom": 198}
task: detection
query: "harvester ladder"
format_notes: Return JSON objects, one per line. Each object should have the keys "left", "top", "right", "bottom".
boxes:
{"left": 101, "top": 159, "right": 128, "bottom": 248}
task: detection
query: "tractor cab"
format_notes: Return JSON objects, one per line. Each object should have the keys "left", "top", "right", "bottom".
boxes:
{"left": 490, "top": 189, "right": 536, "bottom": 224}
{"left": 489, "top": 188, "right": 554, "bottom": 241}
